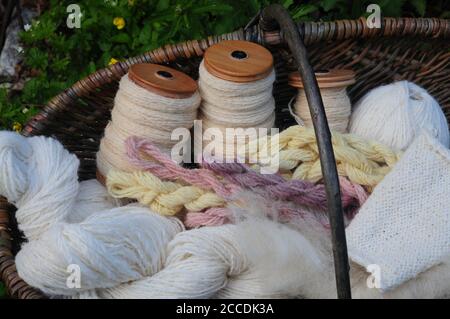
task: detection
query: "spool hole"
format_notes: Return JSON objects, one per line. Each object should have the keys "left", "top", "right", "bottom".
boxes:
{"left": 156, "top": 70, "right": 174, "bottom": 79}
{"left": 231, "top": 50, "right": 248, "bottom": 60}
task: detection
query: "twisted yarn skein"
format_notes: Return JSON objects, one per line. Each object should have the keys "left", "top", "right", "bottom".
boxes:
{"left": 245, "top": 125, "right": 401, "bottom": 188}
{"left": 16, "top": 207, "right": 184, "bottom": 296}
{"left": 0, "top": 131, "right": 185, "bottom": 297}
{"left": 117, "top": 136, "right": 368, "bottom": 228}
{"left": 67, "top": 179, "right": 122, "bottom": 224}
{"left": 75, "top": 216, "right": 329, "bottom": 299}
{"left": 107, "top": 170, "right": 226, "bottom": 216}
{"left": 97, "top": 64, "right": 201, "bottom": 177}
{"left": 349, "top": 81, "right": 449, "bottom": 151}
{"left": 0, "top": 131, "right": 79, "bottom": 241}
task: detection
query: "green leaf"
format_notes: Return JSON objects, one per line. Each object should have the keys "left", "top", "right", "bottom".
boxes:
{"left": 283, "top": 0, "right": 294, "bottom": 9}
{"left": 110, "top": 33, "right": 131, "bottom": 43}
{"left": 156, "top": 0, "right": 170, "bottom": 11}
{"left": 291, "top": 4, "right": 318, "bottom": 20}
{"left": 410, "top": 0, "right": 426, "bottom": 16}
{"left": 319, "top": 0, "right": 338, "bottom": 12}
{"left": 192, "top": 4, "right": 234, "bottom": 14}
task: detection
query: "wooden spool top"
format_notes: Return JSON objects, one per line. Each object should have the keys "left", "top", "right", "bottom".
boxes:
{"left": 288, "top": 69, "right": 356, "bottom": 89}
{"left": 204, "top": 40, "right": 274, "bottom": 82}
{"left": 128, "top": 63, "right": 198, "bottom": 98}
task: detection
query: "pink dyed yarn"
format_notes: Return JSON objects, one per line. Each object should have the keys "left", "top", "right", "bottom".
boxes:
{"left": 125, "top": 136, "right": 238, "bottom": 198}
{"left": 125, "top": 136, "right": 368, "bottom": 229}
{"left": 201, "top": 161, "right": 368, "bottom": 211}
{"left": 184, "top": 208, "right": 232, "bottom": 228}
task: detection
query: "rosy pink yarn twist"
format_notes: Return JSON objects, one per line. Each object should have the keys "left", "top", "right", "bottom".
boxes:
{"left": 125, "top": 136, "right": 368, "bottom": 228}
{"left": 125, "top": 136, "right": 238, "bottom": 198}
{"left": 201, "top": 161, "right": 368, "bottom": 211}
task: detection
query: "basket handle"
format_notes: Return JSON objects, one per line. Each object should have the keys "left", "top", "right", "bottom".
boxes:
{"left": 260, "top": 4, "right": 352, "bottom": 299}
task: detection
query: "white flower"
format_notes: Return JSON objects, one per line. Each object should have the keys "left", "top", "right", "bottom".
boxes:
{"left": 24, "top": 23, "right": 32, "bottom": 31}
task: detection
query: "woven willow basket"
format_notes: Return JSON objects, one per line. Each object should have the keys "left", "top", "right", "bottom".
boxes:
{"left": 0, "top": 5, "right": 449, "bottom": 299}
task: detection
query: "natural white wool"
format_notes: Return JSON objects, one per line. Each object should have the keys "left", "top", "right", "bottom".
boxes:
{"left": 0, "top": 131, "right": 186, "bottom": 297}
{"left": 232, "top": 194, "right": 450, "bottom": 299}
{"left": 0, "top": 131, "right": 79, "bottom": 241}
{"left": 197, "top": 60, "right": 276, "bottom": 161}
{"left": 346, "top": 132, "right": 450, "bottom": 292}
{"left": 70, "top": 187, "right": 450, "bottom": 299}
{"left": 349, "top": 81, "right": 449, "bottom": 151}
{"left": 75, "top": 209, "right": 333, "bottom": 299}
{"left": 16, "top": 205, "right": 184, "bottom": 296}
{"left": 97, "top": 73, "right": 201, "bottom": 177}
{"left": 233, "top": 193, "right": 450, "bottom": 299}
{"left": 293, "top": 87, "right": 351, "bottom": 133}
{"left": 67, "top": 179, "right": 122, "bottom": 223}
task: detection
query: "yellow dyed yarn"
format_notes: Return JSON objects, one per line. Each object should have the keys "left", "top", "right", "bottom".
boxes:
{"left": 246, "top": 125, "right": 401, "bottom": 188}
{"left": 107, "top": 170, "right": 225, "bottom": 216}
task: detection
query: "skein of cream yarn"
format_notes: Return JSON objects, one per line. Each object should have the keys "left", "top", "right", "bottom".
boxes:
{"left": 75, "top": 215, "right": 327, "bottom": 299}
{"left": 349, "top": 80, "right": 450, "bottom": 151}
{"left": 289, "top": 69, "right": 355, "bottom": 133}
{"left": 196, "top": 40, "right": 276, "bottom": 161}
{"left": 16, "top": 206, "right": 184, "bottom": 296}
{"left": 0, "top": 131, "right": 185, "bottom": 297}
{"left": 67, "top": 179, "right": 122, "bottom": 224}
{"left": 0, "top": 131, "right": 79, "bottom": 241}
{"left": 97, "top": 63, "right": 201, "bottom": 177}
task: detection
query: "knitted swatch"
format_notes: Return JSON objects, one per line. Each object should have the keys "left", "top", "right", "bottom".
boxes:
{"left": 346, "top": 132, "right": 450, "bottom": 292}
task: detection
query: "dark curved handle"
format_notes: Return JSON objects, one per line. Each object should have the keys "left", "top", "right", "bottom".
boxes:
{"left": 260, "top": 4, "right": 351, "bottom": 299}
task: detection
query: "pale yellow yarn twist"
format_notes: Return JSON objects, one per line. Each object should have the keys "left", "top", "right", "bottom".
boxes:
{"left": 246, "top": 125, "right": 401, "bottom": 188}
{"left": 106, "top": 170, "right": 225, "bottom": 216}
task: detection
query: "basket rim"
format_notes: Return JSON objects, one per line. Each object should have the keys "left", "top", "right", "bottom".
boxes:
{"left": 22, "top": 16, "right": 450, "bottom": 137}
{"left": 0, "top": 15, "right": 449, "bottom": 299}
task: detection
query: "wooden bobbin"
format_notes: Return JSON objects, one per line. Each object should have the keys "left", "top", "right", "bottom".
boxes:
{"left": 96, "top": 64, "right": 198, "bottom": 185}
{"left": 204, "top": 40, "right": 274, "bottom": 82}
{"left": 128, "top": 63, "right": 198, "bottom": 98}
{"left": 288, "top": 69, "right": 356, "bottom": 89}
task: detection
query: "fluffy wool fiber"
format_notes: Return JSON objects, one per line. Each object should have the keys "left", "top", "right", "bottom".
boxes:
{"left": 349, "top": 81, "right": 449, "bottom": 151}
{"left": 71, "top": 188, "right": 450, "bottom": 299}
{"left": 246, "top": 197, "right": 450, "bottom": 299}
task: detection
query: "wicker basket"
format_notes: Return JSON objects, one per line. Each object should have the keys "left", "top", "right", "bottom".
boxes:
{"left": 1, "top": 4, "right": 449, "bottom": 299}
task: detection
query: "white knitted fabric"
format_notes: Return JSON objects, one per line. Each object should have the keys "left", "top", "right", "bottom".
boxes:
{"left": 346, "top": 131, "right": 450, "bottom": 292}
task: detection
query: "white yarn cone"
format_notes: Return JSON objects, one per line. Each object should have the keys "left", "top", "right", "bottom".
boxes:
{"left": 349, "top": 81, "right": 449, "bottom": 151}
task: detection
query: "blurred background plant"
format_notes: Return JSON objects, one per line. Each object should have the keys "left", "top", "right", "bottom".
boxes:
{"left": 0, "top": 0, "right": 448, "bottom": 132}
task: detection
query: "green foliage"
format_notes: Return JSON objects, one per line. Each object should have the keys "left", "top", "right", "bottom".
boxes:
{"left": 0, "top": 0, "right": 446, "bottom": 131}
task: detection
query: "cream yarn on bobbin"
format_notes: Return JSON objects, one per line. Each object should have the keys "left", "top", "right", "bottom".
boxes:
{"left": 289, "top": 69, "right": 355, "bottom": 133}
{"left": 349, "top": 80, "right": 449, "bottom": 151}
{"left": 97, "top": 63, "right": 201, "bottom": 178}
{"left": 196, "top": 40, "right": 276, "bottom": 162}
